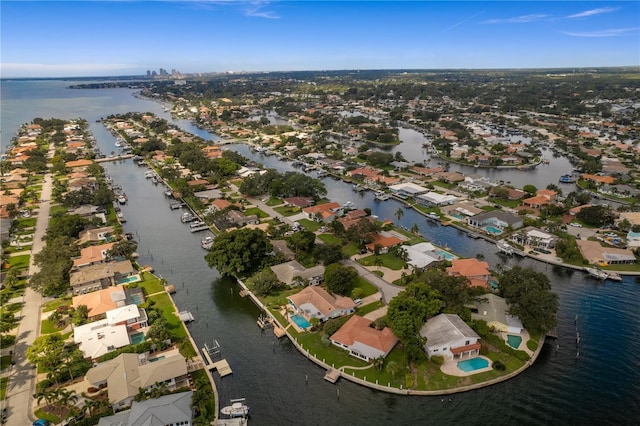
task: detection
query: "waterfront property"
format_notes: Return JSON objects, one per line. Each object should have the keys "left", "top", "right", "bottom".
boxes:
{"left": 420, "top": 314, "right": 481, "bottom": 360}
{"left": 576, "top": 240, "right": 637, "bottom": 266}
{"left": 447, "top": 258, "right": 493, "bottom": 289}
{"left": 510, "top": 227, "right": 556, "bottom": 251}
{"left": 329, "top": 315, "right": 398, "bottom": 362}
{"left": 470, "top": 293, "right": 523, "bottom": 334}
{"left": 70, "top": 259, "right": 136, "bottom": 295}
{"left": 466, "top": 210, "right": 523, "bottom": 232}
{"left": 457, "top": 357, "right": 489, "bottom": 373}
{"left": 287, "top": 285, "right": 356, "bottom": 323}
{"left": 270, "top": 260, "right": 325, "bottom": 286}
{"left": 402, "top": 242, "right": 446, "bottom": 270}
{"left": 85, "top": 350, "right": 189, "bottom": 410}
{"left": 96, "top": 391, "right": 193, "bottom": 426}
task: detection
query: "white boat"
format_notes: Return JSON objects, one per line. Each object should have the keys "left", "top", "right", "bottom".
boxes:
{"left": 496, "top": 240, "right": 514, "bottom": 255}
{"left": 426, "top": 212, "right": 440, "bottom": 221}
{"left": 190, "top": 220, "right": 205, "bottom": 229}
{"left": 117, "top": 195, "right": 127, "bottom": 205}
{"left": 220, "top": 399, "right": 249, "bottom": 418}
{"left": 181, "top": 212, "right": 194, "bottom": 223}
{"left": 585, "top": 267, "right": 608, "bottom": 280}
{"left": 201, "top": 236, "right": 214, "bottom": 250}
{"left": 375, "top": 191, "right": 390, "bottom": 201}
{"left": 144, "top": 171, "right": 155, "bottom": 179}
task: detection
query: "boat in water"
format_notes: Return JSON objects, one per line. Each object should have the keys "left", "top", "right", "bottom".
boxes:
{"left": 220, "top": 398, "right": 250, "bottom": 418}
{"left": 201, "top": 236, "right": 214, "bottom": 250}
{"left": 374, "top": 191, "right": 390, "bottom": 201}
{"left": 585, "top": 267, "right": 608, "bottom": 280}
{"left": 181, "top": 212, "right": 194, "bottom": 223}
{"left": 496, "top": 240, "right": 514, "bottom": 255}
{"left": 559, "top": 174, "right": 577, "bottom": 183}
{"left": 426, "top": 212, "right": 440, "bottom": 222}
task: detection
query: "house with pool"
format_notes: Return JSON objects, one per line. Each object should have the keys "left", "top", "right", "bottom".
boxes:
{"left": 420, "top": 313, "right": 481, "bottom": 360}
{"left": 287, "top": 286, "right": 356, "bottom": 326}
{"left": 466, "top": 210, "right": 523, "bottom": 234}
{"left": 330, "top": 315, "right": 398, "bottom": 362}
{"left": 69, "top": 259, "right": 136, "bottom": 295}
{"left": 470, "top": 293, "right": 523, "bottom": 335}
{"left": 446, "top": 258, "right": 493, "bottom": 289}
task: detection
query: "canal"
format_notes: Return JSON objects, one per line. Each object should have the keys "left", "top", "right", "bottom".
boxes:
{"left": 2, "top": 81, "right": 638, "bottom": 425}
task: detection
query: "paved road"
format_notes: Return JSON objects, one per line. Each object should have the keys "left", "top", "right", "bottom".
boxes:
{"left": 3, "top": 146, "right": 54, "bottom": 425}
{"left": 341, "top": 259, "right": 402, "bottom": 303}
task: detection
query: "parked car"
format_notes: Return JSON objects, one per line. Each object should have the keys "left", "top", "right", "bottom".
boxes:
{"left": 569, "top": 222, "right": 582, "bottom": 228}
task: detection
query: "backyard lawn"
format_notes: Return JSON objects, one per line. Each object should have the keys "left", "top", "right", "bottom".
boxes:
{"left": 358, "top": 253, "right": 406, "bottom": 270}
{"left": 296, "top": 330, "right": 369, "bottom": 370}
{"left": 244, "top": 207, "right": 269, "bottom": 219}
{"left": 318, "top": 234, "right": 342, "bottom": 245}
{"left": 297, "top": 218, "right": 320, "bottom": 232}
{"left": 148, "top": 293, "right": 187, "bottom": 339}
{"left": 138, "top": 272, "right": 165, "bottom": 295}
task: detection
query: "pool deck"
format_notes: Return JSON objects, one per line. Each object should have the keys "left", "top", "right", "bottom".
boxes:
{"left": 441, "top": 355, "right": 493, "bottom": 377}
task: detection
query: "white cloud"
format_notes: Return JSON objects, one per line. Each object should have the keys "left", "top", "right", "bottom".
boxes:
{"left": 483, "top": 14, "right": 549, "bottom": 24}
{"left": 563, "top": 28, "right": 637, "bottom": 37}
{"left": 566, "top": 7, "right": 618, "bottom": 19}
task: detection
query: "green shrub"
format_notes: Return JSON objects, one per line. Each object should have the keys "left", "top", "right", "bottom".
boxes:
{"left": 351, "top": 287, "right": 364, "bottom": 300}
{"left": 430, "top": 355, "right": 444, "bottom": 366}
{"left": 493, "top": 360, "right": 506, "bottom": 371}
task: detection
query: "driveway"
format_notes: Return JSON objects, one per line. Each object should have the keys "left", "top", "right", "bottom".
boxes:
{"left": 341, "top": 259, "right": 402, "bottom": 303}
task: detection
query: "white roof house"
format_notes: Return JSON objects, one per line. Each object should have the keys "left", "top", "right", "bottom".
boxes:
{"left": 402, "top": 243, "right": 443, "bottom": 269}
{"left": 74, "top": 320, "right": 130, "bottom": 360}
{"left": 416, "top": 192, "right": 458, "bottom": 206}
{"left": 388, "top": 182, "right": 429, "bottom": 197}
{"left": 420, "top": 313, "right": 481, "bottom": 360}
{"left": 106, "top": 304, "right": 146, "bottom": 327}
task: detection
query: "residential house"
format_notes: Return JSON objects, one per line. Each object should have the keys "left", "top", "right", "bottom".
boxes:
{"left": 85, "top": 350, "right": 189, "bottom": 410}
{"left": 511, "top": 227, "right": 556, "bottom": 250}
{"left": 365, "top": 232, "right": 403, "bottom": 253}
{"left": 70, "top": 259, "right": 136, "bottom": 295}
{"left": 419, "top": 313, "right": 481, "bottom": 360}
{"left": 330, "top": 316, "right": 398, "bottom": 362}
{"left": 283, "top": 197, "right": 314, "bottom": 209}
{"left": 270, "top": 240, "right": 296, "bottom": 261}
{"left": 470, "top": 293, "right": 523, "bottom": 334}
{"left": 416, "top": 192, "right": 458, "bottom": 207}
{"left": 73, "top": 321, "right": 130, "bottom": 360}
{"left": 576, "top": 240, "right": 636, "bottom": 266}
{"left": 466, "top": 210, "right": 523, "bottom": 231}
{"left": 77, "top": 226, "right": 115, "bottom": 245}
{"left": 97, "top": 391, "right": 193, "bottom": 426}
{"left": 303, "top": 202, "right": 341, "bottom": 222}
{"left": 402, "top": 242, "right": 445, "bottom": 269}
{"left": 523, "top": 189, "right": 557, "bottom": 209}
{"left": 626, "top": 231, "right": 640, "bottom": 249}
{"left": 447, "top": 258, "right": 492, "bottom": 289}
{"left": 338, "top": 210, "right": 369, "bottom": 229}
{"left": 73, "top": 242, "right": 115, "bottom": 268}
{"left": 226, "top": 210, "right": 259, "bottom": 227}
{"left": 287, "top": 286, "right": 355, "bottom": 322}
{"left": 582, "top": 173, "right": 616, "bottom": 185}
{"left": 271, "top": 260, "right": 325, "bottom": 286}
{"left": 388, "top": 182, "right": 429, "bottom": 198}
{"left": 73, "top": 285, "right": 145, "bottom": 320}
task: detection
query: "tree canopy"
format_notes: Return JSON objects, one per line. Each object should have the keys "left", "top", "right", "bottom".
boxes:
{"left": 498, "top": 266, "right": 558, "bottom": 334}
{"left": 245, "top": 268, "right": 280, "bottom": 296}
{"left": 205, "top": 228, "right": 272, "bottom": 277}
{"left": 323, "top": 263, "right": 358, "bottom": 296}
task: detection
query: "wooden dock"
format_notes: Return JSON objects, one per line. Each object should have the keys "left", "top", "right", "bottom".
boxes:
{"left": 178, "top": 311, "right": 194, "bottom": 322}
{"left": 273, "top": 325, "right": 286, "bottom": 338}
{"left": 324, "top": 368, "right": 341, "bottom": 383}
{"left": 211, "top": 359, "right": 233, "bottom": 377}
{"left": 239, "top": 289, "right": 249, "bottom": 297}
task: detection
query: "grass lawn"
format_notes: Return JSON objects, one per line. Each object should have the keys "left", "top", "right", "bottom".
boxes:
{"left": 356, "top": 300, "right": 384, "bottom": 316}
{"left": 6, "top": 254, "right": 30, "bottom": 270}
{"left": 262, "top": 287, "right": 299, "bottom": 309}
{"left": 0, "top": 355, "right": 12, "bottom": 371}
{"left": 298, "top": 219, "right": 320, "bottom": 232}
{"left": 266, "top": 197, "right": 283, "bottom": 206}
{"left": 353, "top": 276, "right": 379, "bottom": 297}
{"left": 138, "top": 272, "right": 165, "bottom": 295}
{"left": 601, "top": 263, "right": 640, "bottom": 272}
{"left": 149, "top": 293, "right": 187, "bottom": 339}
{"left": 244, "top": 207, "right": 269, "bottom": 219}
{"left": 49, "top": 205, "right": 67, "bottom": 216}
{"left": 358, "top": 253, "right": 406, "bottom": 270}
{"left": 273, "top": 206, "right": 300, "bottom": 217}
{"left": 34, "top": 409, "right": 61, "bottom": 425}
{"left": 15, "top": 217, "right": 37, "bottom": 228}
{"left": 318, "top": 234, "right": 342, "bottom": 245}
{"left": 488, "top": 198, "right": 521, "bottom": 209}
{"left": 0, "top": 377, "right": 7, "bottom": 400}
{"left": 296, "top": 330, "right": 369, "bottom": 370}
{"left": 342, "top": 242, "right": 359, "bottom": 257}
{"left": 42, "top": 297, "right": 72, "bottom": 312}
{"left": 40, "top": 318, "right": 65, "bottom": 334}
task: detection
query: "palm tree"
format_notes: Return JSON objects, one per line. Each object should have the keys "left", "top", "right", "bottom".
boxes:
{"left": 34, "top": 388, "right": 56, "bottom": 410}
{"left": 386, "top": 360, "right": 400, "bottom": 382}
{"left": 373, "top": 356, "right": 385, "bottom": 371}
{"left": 395, "top": 207, "right": 404, "bottom": 222}
{"left": 373, "top": 256, "right": 383, "bottom": 271}
{"left": 55, "top": 388, "right": 78, "bottom": 410}
{"left": 410, "top": 223, "right": 419, "bottom": 234}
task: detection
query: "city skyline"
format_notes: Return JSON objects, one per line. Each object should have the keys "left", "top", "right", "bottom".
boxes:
{"left": 1, "top": 1, "right": 639, "bottom": 78}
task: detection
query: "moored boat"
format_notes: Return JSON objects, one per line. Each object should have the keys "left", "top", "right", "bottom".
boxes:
{"left": 496, "top": 240, "right": 514, "bottom": 255}
{"left": 585, "top": 267, "right": 608, "bottom": 280}
{"left": 559, "top": 174, "right": 577, "bottom": 183}
{"left": 201, "top": 236, "right": 214, "bottom": 250}
{"left": 181, "top": 212, "right": 194, "bottom": 223}
{"left": 220, "top": 399, "right": 249, "bottom": 418}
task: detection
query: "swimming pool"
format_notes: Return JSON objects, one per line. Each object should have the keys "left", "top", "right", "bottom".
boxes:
{"left": 290, "top": 314, "right": 311, "bottom": 330}
{"left": 130, "top": 332, "right": 145, "bottom": 345}
{"left": 117, "top": 274, "right": 141, "bottom": 285}
{"left": 507, "top": 334, "right": 522, "bottom": 349}
{"left": 485, "top": 226, "right": 503, "bottom": 235}
{"left": 436, "top": 249, "right": 455, "bottom": 260}
{"left": 450, "top": 213, "right": 464, "bottom": 220}
{"left": 457, "top": 357, "right": 489, "bottom": 372}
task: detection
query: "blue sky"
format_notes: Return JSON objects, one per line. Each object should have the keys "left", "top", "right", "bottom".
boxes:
{"left": 1, "top": 1, "right": 638, "bottom": 77}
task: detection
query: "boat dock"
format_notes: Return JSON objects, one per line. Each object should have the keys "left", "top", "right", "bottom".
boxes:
{"left": 324, "top": 368, "right": 341, "bottom": 383}
{"left": 202, "top": 341, "right": 233, "bottom": 377}
{"left": 211, "top": 359, "right": 233, "bottom": 377}
{"left": 190, "top": 223, "right": 209, "bottom": 232}
{"left": 170, "top": 202, "right": 186, "bottom": 210}
{"left": 258, "top": 315, "right": 286, "bottom": 338}
{"left": 218, "top": 418, "right": 248, "bottom": 426}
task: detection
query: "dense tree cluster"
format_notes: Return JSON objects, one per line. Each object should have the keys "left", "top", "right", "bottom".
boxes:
{"left": 205, "top": 228, "right": 273, "bottom": 277}
{"left": 239, "top": 170, "right": 327, "bottom": 199}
